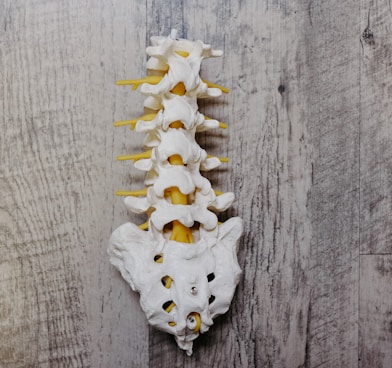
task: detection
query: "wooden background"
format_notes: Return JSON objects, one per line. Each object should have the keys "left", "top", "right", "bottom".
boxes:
{"left": 1, "top": 0, "right": 392, "bottom": 367}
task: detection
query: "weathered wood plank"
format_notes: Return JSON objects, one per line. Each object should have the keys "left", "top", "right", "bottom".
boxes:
{"left": 0, "top": 1, "right": 149, "bottom": 367}
{"left": 359, "top": 255, "right": 392, "bottom": 367}
{"left": 360, "top": 0, "right": 392, "bottom": 254}
{"left": 303, "top": 1, "right": 360, "bottom": 367}
{"left": 0, "top": 2, "right": 93, "bottom": 366}
{"left": 87, "top": 1, "right": 150, "bottom": 367}
{"left": 146, "top": 1, "right": 313, "bottom": 367}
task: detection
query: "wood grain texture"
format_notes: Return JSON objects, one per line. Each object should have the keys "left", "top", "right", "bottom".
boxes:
{"left": 0, "top": 1, "right": 149, "bottom": 367}
{"left": 360, "top": 0, "right": 392, "bottom": 255}
{"left": 303, "top": 1, "right": 361, "bottom": 367}
{"left": 1, "top": 0, "right": 392, "bottom": 367}
{"left": 359, "top": 255, "right": 392, "bottom": 367}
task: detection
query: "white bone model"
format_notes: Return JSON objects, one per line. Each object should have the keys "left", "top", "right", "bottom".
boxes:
{"left": 108, "top": 30, "right": 243, "bottom": 356}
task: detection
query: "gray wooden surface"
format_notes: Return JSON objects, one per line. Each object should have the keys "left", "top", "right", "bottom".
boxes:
{"left": 1, "top": 0, "right": 391, "bottom": 367}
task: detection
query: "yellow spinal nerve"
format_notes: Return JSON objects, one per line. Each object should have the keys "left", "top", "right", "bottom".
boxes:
{"left": 165, "top": 81, "right": 194, "bottom": 243}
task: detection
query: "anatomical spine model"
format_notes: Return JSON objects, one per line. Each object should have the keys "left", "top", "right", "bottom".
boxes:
{"left": 108, "top": 30, "right": 243, "bottom": 356}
